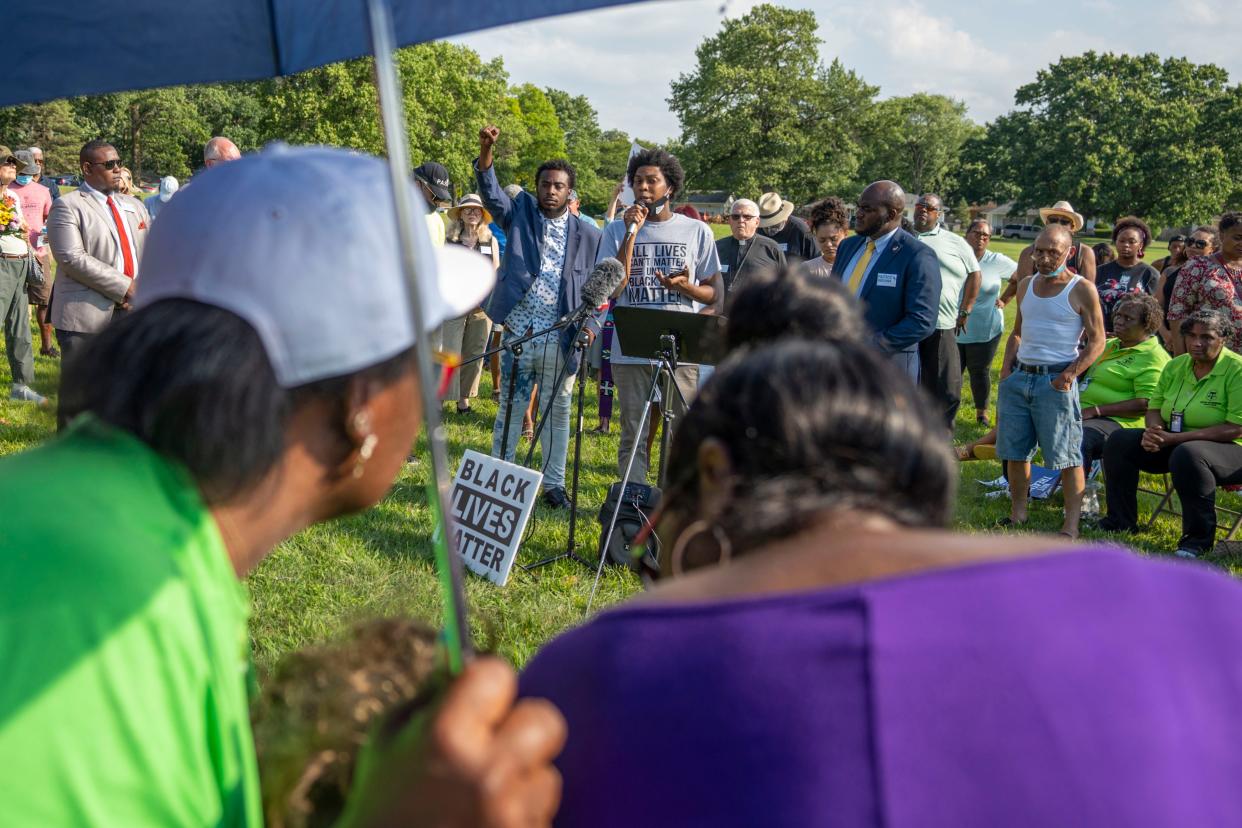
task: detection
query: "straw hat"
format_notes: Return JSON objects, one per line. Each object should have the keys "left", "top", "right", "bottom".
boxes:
{"left": 757, "top": 191, "right": 795, "bottom": 228}
{"left": 447, "top": 193, "right": 493, "bottom": 225}
{"left": 1038, "top": 200, "right": 1085, "bottom": 233}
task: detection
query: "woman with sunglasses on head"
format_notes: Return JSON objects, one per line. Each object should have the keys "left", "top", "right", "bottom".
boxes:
{"left": 1156, "top": 226, "right": 1219, "bottom": 354}
{"left": 520, "top": 287, "right": 1242, "bottom": 828}
{"left": 1151, "top": 235, "right": 1187, "bottom": 273}
{"left": 442, "top": 194, "right": 500, "bottom": 414}
{"left": 1094, "top": 216, "right": 1160, "bottom": 333}
{"left": 1168, "top": 214, "right": 1242, "bottom": 354}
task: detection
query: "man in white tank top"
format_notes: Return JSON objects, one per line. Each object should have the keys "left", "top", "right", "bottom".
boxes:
{"left": 997, "top": 225, "right": 1106, "bottom": 538}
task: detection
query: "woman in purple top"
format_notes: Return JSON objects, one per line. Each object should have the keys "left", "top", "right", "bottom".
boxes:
{"left": 521, "top": 335, "right": 1242, "bottom": 827}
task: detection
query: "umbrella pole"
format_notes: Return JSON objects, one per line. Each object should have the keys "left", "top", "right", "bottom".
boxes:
{"left": 365, "top": 0, "right": 472, "bottom": 673}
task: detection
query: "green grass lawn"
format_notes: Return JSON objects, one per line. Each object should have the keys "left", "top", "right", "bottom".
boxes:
{"left": 7, "top": 231, "right": 1238, "bottom": 675}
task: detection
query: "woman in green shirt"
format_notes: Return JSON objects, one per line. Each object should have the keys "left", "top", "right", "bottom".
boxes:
{"left": 1100, "top": 308, "right": 1242, "bottom": 558}
{"left": 0, "top": 148, "right": 565, "bottom": 827}
{"left": 1078, "top": 293, "right": 1170, "bottom": 469}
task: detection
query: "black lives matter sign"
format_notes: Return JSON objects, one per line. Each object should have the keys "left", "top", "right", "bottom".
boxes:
{"left": 449, "top": 450, "right": 542, "bottom": 586}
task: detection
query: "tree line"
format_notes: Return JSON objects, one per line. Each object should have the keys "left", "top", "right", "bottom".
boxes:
{"left": 2, "top": 3, "right": 1240, "bottom": 226}
{"left": 673, "top": 4, "right": 1242, "bottom": 228}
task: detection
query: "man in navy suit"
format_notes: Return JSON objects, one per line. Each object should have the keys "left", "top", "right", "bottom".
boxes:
{"left": 831, "top": 180, "right": 940, "bottom": 380}
{"left": 476, "top": 125, "right": 603, "bottom": 509}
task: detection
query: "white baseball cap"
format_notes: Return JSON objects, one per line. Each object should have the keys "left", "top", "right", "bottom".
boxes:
{"left": 157, "top": 175, "right": 179, "bottom": 201}
{"left": 135, "top": 144, "right": 495, "bottom": 387}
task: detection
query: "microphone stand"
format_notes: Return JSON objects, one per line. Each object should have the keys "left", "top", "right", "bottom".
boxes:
{"left": 478, "top": 314, "right": 584, "bottom": 465}
{"left": 521, "top": 317, "right": 597, "bottom": 572}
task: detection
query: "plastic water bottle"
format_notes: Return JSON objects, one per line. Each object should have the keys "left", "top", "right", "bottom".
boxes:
{"left": 1082, "top": 481, "right": 1100, "bottom": 517}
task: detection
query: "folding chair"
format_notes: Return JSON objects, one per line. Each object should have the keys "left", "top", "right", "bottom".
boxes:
{"left": 1144, "top": 475, "right": 1242, "bottom": 541}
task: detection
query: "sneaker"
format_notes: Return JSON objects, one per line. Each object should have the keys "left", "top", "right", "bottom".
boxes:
{"left": 1173, "top": 548, "right": 1200, "bottom": 559}
{"left": 10, "top": 384, "right": 47, "bottom": 406}
{"left": 542, "top": 486, "right": 572, "bottom": 510}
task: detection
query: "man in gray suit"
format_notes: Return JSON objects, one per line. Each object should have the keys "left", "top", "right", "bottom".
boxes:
{"left": 47, "top": 140, "right": 149, "bottom": 425}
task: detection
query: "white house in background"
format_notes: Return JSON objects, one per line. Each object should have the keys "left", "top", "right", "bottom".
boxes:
{"left": 682, "top": 191, "right": 732, "bottom": 216}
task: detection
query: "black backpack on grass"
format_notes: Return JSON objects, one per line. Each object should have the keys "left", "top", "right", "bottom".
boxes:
{"left": 597, "top": 481, "right": 660, "bottom": 573}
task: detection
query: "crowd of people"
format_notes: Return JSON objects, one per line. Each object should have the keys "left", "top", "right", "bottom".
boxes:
{"left": 6, "top": 126, "right": 1242, "bottom": 826}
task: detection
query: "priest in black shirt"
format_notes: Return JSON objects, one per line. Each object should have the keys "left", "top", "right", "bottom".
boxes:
{"left": 717, "top": 198, "right": 786, "bottom": 298}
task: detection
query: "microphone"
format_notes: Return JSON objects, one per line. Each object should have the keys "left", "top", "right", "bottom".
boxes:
{"left": 626, "top": 195, "right": 671, "bottom": 239}
{"left": 560, "top": 257, "right": 626, "bottom": 326}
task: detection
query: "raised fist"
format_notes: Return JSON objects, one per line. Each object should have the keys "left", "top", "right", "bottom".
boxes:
{"left": 480, "top": 126, "right": 500, "bottom": 149}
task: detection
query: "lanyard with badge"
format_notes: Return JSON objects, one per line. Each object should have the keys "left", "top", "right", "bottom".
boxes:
{"left": 1168, "top": 370, "right": 1209, "bottom": 433}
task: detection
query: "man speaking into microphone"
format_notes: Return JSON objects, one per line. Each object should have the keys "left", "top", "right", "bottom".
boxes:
{"left": 598, "top": 148, "right": 723, "bottom": 483}
{"left": 476, "top": 125, "right": 604, "bottom": 509}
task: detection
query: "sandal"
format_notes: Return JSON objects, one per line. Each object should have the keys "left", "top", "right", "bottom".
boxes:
{"left": 456, "top": 402, "right": 471, "bottom": 414}
{"left": 41, "top": 346, "right": 60, "bottom": 358}
{"left": 995, "top": 517, "right": 1027, "bottom": 528}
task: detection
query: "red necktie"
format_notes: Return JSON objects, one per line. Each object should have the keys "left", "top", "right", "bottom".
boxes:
{"left": 107, "top": 195, "right": 135, "bottom": 278}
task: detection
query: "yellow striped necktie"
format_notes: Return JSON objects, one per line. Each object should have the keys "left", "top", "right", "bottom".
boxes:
{"left": 848, "top": 239, "right": 876, "bottom": 293}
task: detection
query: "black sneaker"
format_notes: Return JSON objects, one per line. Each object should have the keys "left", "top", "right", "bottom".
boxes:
{"left": 542, "top": 486, "right": 572, "bottom": 510}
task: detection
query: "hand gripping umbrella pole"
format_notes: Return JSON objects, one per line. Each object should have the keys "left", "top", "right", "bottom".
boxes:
{"left": 366, "top": 0, "right": 471, "bottom": 673}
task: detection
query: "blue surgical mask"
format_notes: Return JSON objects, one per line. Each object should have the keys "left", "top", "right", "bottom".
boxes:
{"left": 15, "top": 174, "right": 32, "bottom": 185}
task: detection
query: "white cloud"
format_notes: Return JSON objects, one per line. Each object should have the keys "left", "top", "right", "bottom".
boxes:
{"left": 450, "top": 0, "right": 1240, "bottom": 139}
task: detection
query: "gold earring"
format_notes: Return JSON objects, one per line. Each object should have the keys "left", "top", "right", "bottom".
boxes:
{"left": 670, "top": 520, "right": 732, "bottom": 576}
{"left": 353, "top": 433, "right": 378, "bottom": 479}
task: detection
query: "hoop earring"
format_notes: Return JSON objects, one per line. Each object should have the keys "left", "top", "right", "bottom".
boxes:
{"left": 670, "top": 520, "right": 732, "bottom": 577}
{"left": 353, "top": 433, "right": 378, "bottom": 479}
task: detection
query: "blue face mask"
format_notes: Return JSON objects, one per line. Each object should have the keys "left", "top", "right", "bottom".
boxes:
{"left": 15, "top": 174, "right": 32, "bottom": 185}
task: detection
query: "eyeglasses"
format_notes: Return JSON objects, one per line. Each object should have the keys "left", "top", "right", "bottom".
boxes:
{"left": 915, "top": 202, "right": 940, "bottom": 211}
{"left": 730, "top": 214, "right": 758, "bottom": 221}
{"left": 1045, "top": 217, "right": 1074, "bottom": 226}
{"left": 1186, "top": 239, "right": 1211, "bottom": 249}
{"left": 90, "top": 159, "right": 123, "bottom": 170}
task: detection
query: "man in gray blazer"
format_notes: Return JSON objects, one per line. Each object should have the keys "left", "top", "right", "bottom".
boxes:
{"left": 47, "top": 140, "right": 149, "bottom": 424}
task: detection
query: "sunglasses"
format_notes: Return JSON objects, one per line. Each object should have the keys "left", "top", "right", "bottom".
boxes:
{"left": 1045, "top": 217, "right": 1074, "bottom": 226}
{"left": 915, "top": 202, "right": 940, "bottom": 211}
{"left": 90, "top": 159, "right": 124, "bottom": 170}
{"left": 1186, "top": 239, "right": 1211, "bottom": 249}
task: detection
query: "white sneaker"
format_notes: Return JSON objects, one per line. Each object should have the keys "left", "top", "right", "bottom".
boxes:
{"left": 1173, "top": 548, "right": 1200, "bottom": 560}
{"left": 10, "top": 384, "right": 47, "bottom": 406}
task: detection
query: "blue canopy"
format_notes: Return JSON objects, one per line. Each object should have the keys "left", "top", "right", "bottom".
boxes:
{"left": 6, "top": 0, "right": 644, "bottom": 107}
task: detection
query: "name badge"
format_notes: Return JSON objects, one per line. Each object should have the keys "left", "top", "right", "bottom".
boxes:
{"left": 719, "top": 264, "right": 730, "bottom": 273}
{"left": 876, "top": 272, "right": 898, "bottom": 288}
{"left": 1170, "top": 411, "right": 1184, "bottom": 433}
{"left": 479, "top": 245, "right": 492, "bottom": 254}
{"left": 779, "top": 243, "right": 789, "bottom": 252}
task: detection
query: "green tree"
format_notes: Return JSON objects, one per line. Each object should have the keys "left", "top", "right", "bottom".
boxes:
{"left": 983, "top": 52, "right": 1234, "bottom": 225}
{"left": 74, "top": 88, "right": 209, "bottom": 180}
{"left": 545, "top": 88, "right": 603, "bottom": 208}
{"left": 668, "top": 4, "right": 877, "bottom": 204}
{"left": 505, "top": 84, "right": 566, "bottom": 190}
{"left": 857, "top": 93, "right": 980, "bottom": 197}
{"left": 0, "top": 100, "right": 86, "bottom": 172}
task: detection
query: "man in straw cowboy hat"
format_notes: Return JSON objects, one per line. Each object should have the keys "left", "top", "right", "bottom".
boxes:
{"left": 998, "top": 200, "right": 1097, "bottom": 308}
{"left": 756, "top": 190, "right": 817, "bottom": 265}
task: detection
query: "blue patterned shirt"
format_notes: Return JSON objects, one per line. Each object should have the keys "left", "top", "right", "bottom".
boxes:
{"left": 505, "top": 211, "right": 569, "bottom": 344}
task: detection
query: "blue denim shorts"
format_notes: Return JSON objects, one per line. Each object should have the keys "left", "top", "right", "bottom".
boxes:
{"left": 996, "top": 366, "right": 1083, "bottom": 470}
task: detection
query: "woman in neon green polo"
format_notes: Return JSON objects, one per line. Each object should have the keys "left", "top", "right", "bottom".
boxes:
{"left": 1100, "top": 308, "right": 1242, "bottom": 558}
{"left": 1078, "top": 293, "right": 1170, "bottom": 470}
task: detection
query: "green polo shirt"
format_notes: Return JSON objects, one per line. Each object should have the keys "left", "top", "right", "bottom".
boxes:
{"left": 917, "top": 226, "right": 981, "bottom": 330}
{"left": 1080, "top": 336, "right": 1171, "bottom": 428}
{"left": 1150, "top": 348, "right": 1242, "bottom": 441}
{"left": 0, "top": 417, "right": 262, "bottom": 826}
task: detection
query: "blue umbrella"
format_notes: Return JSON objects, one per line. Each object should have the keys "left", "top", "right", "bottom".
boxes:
{"left": 6, "top": 0, "right": 642, "bottom": 107}
{"left": 6, "top": 0, "right": 650, "bottom": 672}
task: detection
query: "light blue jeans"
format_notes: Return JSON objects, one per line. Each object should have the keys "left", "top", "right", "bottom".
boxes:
{"left": 491, "top": 336, "right": 576, "bottom": 489}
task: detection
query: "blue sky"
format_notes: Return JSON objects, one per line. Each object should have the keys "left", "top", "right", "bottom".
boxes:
{"left": 452, "top": 0, "right": 1239, "bottom": 141}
